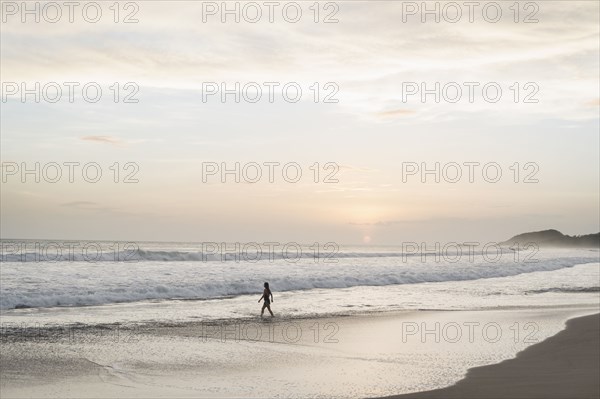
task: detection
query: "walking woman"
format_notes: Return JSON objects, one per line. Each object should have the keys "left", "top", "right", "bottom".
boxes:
{"left": 258, "top": 282, "right": 274, "bottom": 318}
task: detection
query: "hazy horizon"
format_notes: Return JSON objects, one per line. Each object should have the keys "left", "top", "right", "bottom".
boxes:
{"left": 1, "top": 226, "right": 599, "bottom": 246}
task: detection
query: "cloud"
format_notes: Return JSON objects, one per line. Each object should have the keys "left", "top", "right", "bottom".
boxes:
{"left": 60, "top": 201, "right": 113, "bottom": 213}
{"left": 349, "top": 217, "right": 470, "bottom": 226}
{"left": 80, "top": 136, "right": 124, "bottom": 146}
{"left": 585, "top": 98, "right": 600, "bottom": 107}
{"left": 60, "top": 201, "right": 98, "bottom": 208}
{"left": 349, "top": 220, "right": 405, "bottom": 226}
{"left": 58, "top": 201, "right": 153, "bottom": 218}
{"left": 2, "top": 2, "right": 598, "bottom": 122}
{"left": 375, "top": 109, "right": 416, "bottom": 119}
{"left": 338, "top": 165, "right": 378, "bottom": 173}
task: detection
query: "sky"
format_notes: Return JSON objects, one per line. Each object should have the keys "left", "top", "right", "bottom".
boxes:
{"left": 1, "top": 0, "right": 599, "bottom": 244}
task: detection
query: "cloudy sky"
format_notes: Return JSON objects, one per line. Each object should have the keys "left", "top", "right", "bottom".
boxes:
{"left": 1, "top": 0, "right": 599, "bottom": 244}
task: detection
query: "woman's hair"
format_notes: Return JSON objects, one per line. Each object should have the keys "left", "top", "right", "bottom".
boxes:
{"left": 264, "top": 282, "right": 269, "bottom": 289}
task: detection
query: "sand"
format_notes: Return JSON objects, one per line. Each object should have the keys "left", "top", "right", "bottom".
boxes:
{"left": 1, "top": 309, "right": 598, "bottom": 398}
{"left": 387, "top": 313, "right": 600, "bottom": 399}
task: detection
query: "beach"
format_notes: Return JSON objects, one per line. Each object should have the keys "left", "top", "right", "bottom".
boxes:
{"left": 1, "top": 307, "right": 598, "bottom": 398}
{"left": 1, "top": 243, "right": 599, "bottom": 398}
{"left": 390, "top": 312, "right": 600, "bottom": 399}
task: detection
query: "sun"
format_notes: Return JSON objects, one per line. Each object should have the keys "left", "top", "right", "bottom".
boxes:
{"left": 363, "top": 235, "right": 372, "bottom": 244}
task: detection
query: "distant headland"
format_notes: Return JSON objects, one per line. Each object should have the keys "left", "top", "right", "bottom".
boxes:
{"left": 502, "top": 229, "right": 600, "bottom": 248}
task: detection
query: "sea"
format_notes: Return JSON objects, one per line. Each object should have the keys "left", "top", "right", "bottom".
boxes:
{"left": 1, "top": 239, "right": 598, "bottom": 325}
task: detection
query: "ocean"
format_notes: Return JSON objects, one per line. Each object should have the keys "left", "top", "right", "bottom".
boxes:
{"left": 1, "top": 239, "right": 599, "bottom": 397}
{"left": 1, "top": 240, "right": 598, "bottom": 324}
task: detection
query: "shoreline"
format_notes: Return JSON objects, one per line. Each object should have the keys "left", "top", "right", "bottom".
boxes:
{"left": 385, "top": 312, "right": 600, "bottom": 399}
{"left": 1, "top": 308, "right": 598, "bottom": 398}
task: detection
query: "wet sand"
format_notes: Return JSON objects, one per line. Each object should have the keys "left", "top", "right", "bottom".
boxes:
{"left": 388, "top": 313, "right": 600, "bottom": 399}
{"left": 1, "top": 309, "right": 598, "bottom": 398}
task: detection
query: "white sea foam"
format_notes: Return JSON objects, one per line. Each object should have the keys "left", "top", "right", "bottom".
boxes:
{"left": 0, "top": 242, "right": 598, "bottom": 310}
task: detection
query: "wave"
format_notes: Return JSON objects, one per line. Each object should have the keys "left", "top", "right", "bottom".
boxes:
{"left": 1, "top": 246, "right": 532, "bottom": 263}
{"left": 1, "top": 256, "right": 598, "bottom": 310}
{"left": 526, "top": 287, "right": 600, "bottom": 294}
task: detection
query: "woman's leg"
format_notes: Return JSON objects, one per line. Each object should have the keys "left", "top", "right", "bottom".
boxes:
{"left": 266, "top": 304, "right": 274, "bottom": 317}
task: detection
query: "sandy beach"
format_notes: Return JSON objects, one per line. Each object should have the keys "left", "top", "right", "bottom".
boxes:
{"left": 1, "top": 307, "right": 598, "bottom": 398}
{"left": 388, "top": 312, "right": 600, "bottom": 399}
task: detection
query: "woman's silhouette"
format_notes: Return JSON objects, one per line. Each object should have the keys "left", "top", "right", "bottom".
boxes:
{"left": 258, "top": 282, "right": 274, "bottom": 318}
